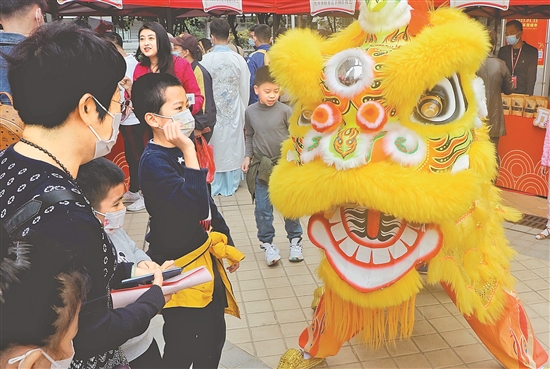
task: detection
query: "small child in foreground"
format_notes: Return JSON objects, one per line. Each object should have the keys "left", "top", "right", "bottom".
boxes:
{"left": 77, "top": 157, "right": 171, "bottom": 368}
{"left": 241, "top": 66, "right": 304, "bottom": 266}
{"left": 131, "top": 72, "right": 244, "bottom": 369}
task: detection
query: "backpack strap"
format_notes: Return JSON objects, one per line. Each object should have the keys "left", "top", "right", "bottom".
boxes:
{"left": 2, "top": 189, "right": 84, "bottom": 235}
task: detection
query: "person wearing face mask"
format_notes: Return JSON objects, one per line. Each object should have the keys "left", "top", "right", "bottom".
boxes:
{"left": 0, "top": 269, "right": 89, "bottom": 369}
{"left": 1, "top": 22, "right": 172, "bottom": 369}
{"left": 170, "top": 33, "right": 217, "bottom": 143}
{"left": 0, "top": 0, "right": 46, "bottom": 105}
{"left": 131, "top": 22, "right": 204, "bottom": 211}
{"left": 246, "top": 24, "right": 272, "bottom": 105}
{"left": 497, "top": 20, "right": 538, "bottom": 95}
{"left": 247, "top": 24, "right": 257, "bottom": 52}
{"left": 77, "top": 157, "right": 171, "bottom": 369}
{"left": 132, "top": 72, "right": 244, "bottom": 369}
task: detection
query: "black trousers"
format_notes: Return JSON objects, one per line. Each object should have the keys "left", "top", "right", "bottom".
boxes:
{"left": 161, "top": 295, "right": 226, "bottom": 369}
{"left": 120, "top": 124, "right": 150, "bottom": 193}
{"left": 129, "top": 339, "right": 162, "bottom": 369}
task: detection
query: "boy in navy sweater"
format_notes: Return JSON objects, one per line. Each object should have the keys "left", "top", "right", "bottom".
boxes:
{"left": 131, "top": 73, "right": 244, "bottom": 369}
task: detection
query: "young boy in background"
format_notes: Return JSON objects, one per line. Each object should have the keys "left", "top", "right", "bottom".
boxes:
{"left": 131, "top": 72, "right": 244, "bottom": 369}
{"left": 77, "top": 157, "right": 170, "bottom": 369}
{"left": 241, "top": 66, "right": 304, "bottom": 266}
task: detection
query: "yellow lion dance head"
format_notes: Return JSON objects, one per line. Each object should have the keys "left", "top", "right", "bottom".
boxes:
{"left": 269, "top": 0, "right": 527, "bottom": 350}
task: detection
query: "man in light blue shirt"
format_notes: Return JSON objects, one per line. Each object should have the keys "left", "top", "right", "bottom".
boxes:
{"left": 0, "top": 0, "right": 46, "bottom": 104}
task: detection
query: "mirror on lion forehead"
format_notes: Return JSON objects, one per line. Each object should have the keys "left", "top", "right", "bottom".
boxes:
{"left": 337, "top": 57, "right": 363, "bottom": 87}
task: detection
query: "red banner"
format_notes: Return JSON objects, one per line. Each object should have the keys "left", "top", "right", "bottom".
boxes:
{"left": 516, "top": 18, "right": 548, "bottom": 67}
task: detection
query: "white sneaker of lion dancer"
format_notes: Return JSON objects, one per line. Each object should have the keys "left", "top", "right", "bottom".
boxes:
{"left": 261, "top": 242, "right": 281, "bottom": 266}
{"left": 289, "top": 237, "right": 304, "bottom": 262}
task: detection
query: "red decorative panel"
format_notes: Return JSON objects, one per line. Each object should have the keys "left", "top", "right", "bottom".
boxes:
{"left": 496, "top": 116, "right": 548, "bottom": 197}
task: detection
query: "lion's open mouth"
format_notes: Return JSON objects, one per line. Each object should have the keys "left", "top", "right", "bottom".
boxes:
{"left": 308, "top": 206, "right": 443, "bottom": 292}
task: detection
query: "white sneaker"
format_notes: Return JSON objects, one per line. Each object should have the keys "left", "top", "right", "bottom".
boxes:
{"left": 123, "top": 191, "right": 141, "bottom": 203}
{"left": 261, "top": 242, "right": 281, "bottom": 266}
{"left": 126, "top": 195, "right": 146, "bottom": 212}
{"left": 289, "top": 237, "right": 304, "bottom": 262}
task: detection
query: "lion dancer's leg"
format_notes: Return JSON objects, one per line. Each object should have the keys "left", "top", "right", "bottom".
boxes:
{"left": 441, "top": 283, "right": 548, "bottom": 369}
{"left": 278, "top": 279, "right": 417, "bottom": 369}
{"left": 299, "top": 293, "right": 353, "bottom": 358}
{"left": 277, "top": 292, "right": 352, "bottom": 368}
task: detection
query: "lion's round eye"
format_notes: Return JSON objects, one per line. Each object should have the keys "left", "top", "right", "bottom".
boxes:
{"left": 411, "top": 74, "right": 467, "bottom": 125}
{"left": 418, "top": 93, "right": 444, "bottom": 119}
{"left": 298, "top": 110, "right": 312, "bottom": 126}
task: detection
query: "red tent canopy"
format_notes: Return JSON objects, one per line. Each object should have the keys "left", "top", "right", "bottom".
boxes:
{"left": 49, "top": 0, "right": 550, "bottom": 18}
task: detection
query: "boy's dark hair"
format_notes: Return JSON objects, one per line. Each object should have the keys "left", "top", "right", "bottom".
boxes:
{"left": 254, "top": 24, "right": 271, "bottom": 43}
{"left": 131, "top": 73, "right": 183, "bottom": 126}
{"left": 249, "top": 24, "right": 257, "bottom": 34}
{"left": 254, "top": 66, "right": 276, "bottom": 87}
{"left": 103, "top": 31, "right": 124, "bottom": 48}
{"left": 0, "top": 0, "right": 46, "bottom": 18}
{"left": 210, "top": 18, "right": 230, "bottom": 40}
{"left": 506, "top": 19, "right": 523, "bottom": 32}
{"left": 76, "top": 158, "right": 125, "bottom": 209}
{"left": 135, "top": 22, "right": 174, "bottom": 74}
{"left": 6, "top": 22, "right": 125, "bottom": 128}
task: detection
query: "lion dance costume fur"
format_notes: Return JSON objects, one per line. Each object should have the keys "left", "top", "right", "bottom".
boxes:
{"left": 268, "top": 1, "right": 549, "bottom": 368}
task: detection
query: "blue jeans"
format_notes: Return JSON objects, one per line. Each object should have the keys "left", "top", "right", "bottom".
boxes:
{"left": 254, "top": 176, "right": 302, "bottom": 244}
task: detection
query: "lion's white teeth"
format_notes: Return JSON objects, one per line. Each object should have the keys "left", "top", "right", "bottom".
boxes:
{"left": 372, "top": 248, "right": 391, "bottom": 265}
{"left": 356, "top": 246, "right": 372, "bottom": 263}
{"left": 389, "top": 240, "right": 408, "bottom": 259}
{"left": 401, "top": 227, "right": 418, "bottom": 246}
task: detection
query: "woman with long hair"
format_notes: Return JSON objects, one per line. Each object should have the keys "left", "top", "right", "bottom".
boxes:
{"left": 134, "top": 22, "right": 203, "bottom": 115}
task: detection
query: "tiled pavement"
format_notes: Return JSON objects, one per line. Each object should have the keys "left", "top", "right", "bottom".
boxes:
{"left": 123, "top": 183, "right": 549, "bottom": 368}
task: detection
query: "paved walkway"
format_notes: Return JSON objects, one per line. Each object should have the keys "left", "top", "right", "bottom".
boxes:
{"left": 123, "top": 183, "right": 549, "bottom": 368}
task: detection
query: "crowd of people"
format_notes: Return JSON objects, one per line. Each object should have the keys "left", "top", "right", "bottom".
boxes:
{"left": 0, "top": 1, "right": 302, "bottom": 368}
{"left": 1, "top": 1, "right": 548, "bottom": 368}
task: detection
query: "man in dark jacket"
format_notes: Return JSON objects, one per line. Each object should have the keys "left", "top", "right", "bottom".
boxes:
{"left": 497, "top": 20, "right": 538, "bottom": 95}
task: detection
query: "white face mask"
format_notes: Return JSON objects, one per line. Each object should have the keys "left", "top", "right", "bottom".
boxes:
{"left": 94, "top": 207, "right": 126, "bottom": 235}
{"left": 8, "top": 345, "right": 75, "bottom": 369}
{"left": 89, "top": 96, "right": 121, "bottom": 159}
{"left": 154, "top": 109, "right": 195, "bottom": 137}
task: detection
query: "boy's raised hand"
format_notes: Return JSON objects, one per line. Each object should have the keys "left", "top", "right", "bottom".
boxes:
{"left": 163, "top": 120, "right": 200, "bottom": 170}
{"left": 163, "top": 119, "right": 194, "bottom": 150}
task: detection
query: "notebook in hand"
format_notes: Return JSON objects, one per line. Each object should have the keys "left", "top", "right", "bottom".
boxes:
{"left": 111, "top": 266, "right": 212, "bottom": 308}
